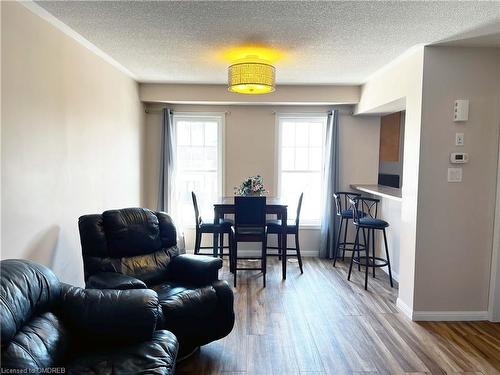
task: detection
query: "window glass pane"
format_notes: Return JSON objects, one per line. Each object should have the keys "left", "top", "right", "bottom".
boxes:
{"left": 309, "top": 147, "right": 322, "bottom": 170}
{"left": 205, "top": 121, "right": 218, "bottom": 146}
{"left": 177, "top": 122, "right": 191, "bottom": 146}
{"left": 281, "top": 122, "right": 295, "bottom": 147}
{"left": 204, "top": 146, "right": 217, "bottom": 170}
{"left": 281, "top": 147, "right": 295, "bottom": 170}
{"left": 295, "top": 122, "right": 309, "bottom": 147}
{"left": 295, "top": 147, "right": 308, "bottom": 170}
{"left": 191, "top": 122, "right": 204, "bottom": 146}
{"left": 309, "top": 124, "right": 322, "bottom": 147}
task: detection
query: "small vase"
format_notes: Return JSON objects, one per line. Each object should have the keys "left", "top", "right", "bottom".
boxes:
{"left": 245, "top": 192, "right": 261, "bottom": 197}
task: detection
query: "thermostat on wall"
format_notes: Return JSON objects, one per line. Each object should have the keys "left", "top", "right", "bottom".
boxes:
{"left": 450, "top": 152, "right": 469, "bottom": 164}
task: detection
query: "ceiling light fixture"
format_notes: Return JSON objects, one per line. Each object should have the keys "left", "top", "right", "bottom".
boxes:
{"left": 228, "top": 59, "right": 275, "bottom": 95}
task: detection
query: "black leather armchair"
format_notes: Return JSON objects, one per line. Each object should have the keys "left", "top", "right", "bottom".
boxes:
{"left": 78, "top": 207, "right": 235, "bottom": 357}
{"left": 1, "top": 259, "right": 178, "bottom": 374}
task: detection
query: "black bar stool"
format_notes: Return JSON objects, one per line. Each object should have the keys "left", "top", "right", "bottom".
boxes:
{"left": 192, "top": 192, "right": 233, "bottom": 257}
{"left": 347, "top": 196, "right": 394, "bottom": 290}
{"left": 266, "top": 192, "right": 304, "bottom": 273}
{"left": 333, "top": 192, "right": 366, "bottom": 267}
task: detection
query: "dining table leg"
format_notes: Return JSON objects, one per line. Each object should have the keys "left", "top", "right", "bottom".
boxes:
{"left": 281, "top": 208, "right": 287, "bottom": 280}
{"left": 213, "top": 208, "right": 221, "bottom": 257}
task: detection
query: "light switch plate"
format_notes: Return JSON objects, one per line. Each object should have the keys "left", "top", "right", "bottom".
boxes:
{"left": 455, "top": 133, "right": 464, "bottom": 146}
{"left": 448, "top": 167, "right": 463, "bottom": 182}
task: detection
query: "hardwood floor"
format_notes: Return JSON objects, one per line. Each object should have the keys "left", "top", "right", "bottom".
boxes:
{"left": 176, "top": 258, "right": 500, "bottom": 375}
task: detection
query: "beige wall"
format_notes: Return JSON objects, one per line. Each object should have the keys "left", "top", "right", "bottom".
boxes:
{"left": 415, "top": 46, "right": 500, "bottom": 312}
{"left": 143, "top": 103, "right": 380, "bottom": 254}
{"left": 356, "top": 47, "right": 425, "bottom": 313}
{"left": 1, "top": 2, "right": 144, "bottom": 286}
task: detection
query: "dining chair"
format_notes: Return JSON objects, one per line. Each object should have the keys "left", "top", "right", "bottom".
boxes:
{"left": 230, "top": 196, "right": 267, "bottom": 287}
{"left": 266, "top": 192, "right": 304, "bottom": 273}
{"left": 192, "top": 191, "right": 233, "bottom": 257}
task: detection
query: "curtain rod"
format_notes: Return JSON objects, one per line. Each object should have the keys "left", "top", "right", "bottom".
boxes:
{"left": 144, "top": 108, "right": 231, "bottom": 115}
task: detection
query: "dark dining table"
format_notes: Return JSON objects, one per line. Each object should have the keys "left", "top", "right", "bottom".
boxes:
{"left": 213, "top": 197, "right": 289, "bottom": 280}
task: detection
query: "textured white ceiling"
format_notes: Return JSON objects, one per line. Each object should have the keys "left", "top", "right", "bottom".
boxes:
{"left": 35, "top": 1, "right": 500, "bottom": 84}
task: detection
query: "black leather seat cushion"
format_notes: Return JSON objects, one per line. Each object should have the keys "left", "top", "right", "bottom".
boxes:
{"left": 199, "top": 218, "right": 233, "bottom": 233}
{"left": 358, "top": 217, "right": 389, "bottom": 228}
{"left": 153, "top": 282, "right": 218, "bottom": 319}
{"left": 266, "top": 219, "right": 297, "bottom": 234}
{"left": 67, "top": 330, "right": 177, "bottom": 375}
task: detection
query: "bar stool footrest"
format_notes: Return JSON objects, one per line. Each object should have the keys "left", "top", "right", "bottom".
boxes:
{"left": 352, "top": 256, "right": 389, "bottom": 268}
{"left": 337, "top": 242, "right": 367, "bottom": 251}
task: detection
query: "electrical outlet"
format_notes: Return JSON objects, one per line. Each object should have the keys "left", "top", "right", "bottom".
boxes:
{"left": 455, "top": 133, "right": 464, "bottom": 146}
{"left": 448, "top": 167, "right": 463, "bottom": 183}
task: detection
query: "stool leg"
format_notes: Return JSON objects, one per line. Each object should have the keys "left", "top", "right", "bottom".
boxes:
{"left": 365, "top": 228, "right": 370, "bottom": 273}
{"left": 342, "top": 217, "right": 349, "bottom": 260}
{"left": 382, "top": 229, "right": 394, "bottom": 288}
{"left": 348, "top": 226, "right": 359, "bottom": 281}
{"left": 295, "top": 232, "right": 303, "bottom": 274}
{"left": 364, "top": 230, "right": 370, "bottom": 290}
{"left": 360, "top": 228, "right": 367, "bottom": 272}
{"left": 333, "top": 217, "right": 344, "bottom": 267}
{"left": 372, "top": 229, "right": 376, "bottom": 278}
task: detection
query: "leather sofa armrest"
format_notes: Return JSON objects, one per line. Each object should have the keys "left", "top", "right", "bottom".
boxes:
{"left": 59, "top": 283, "right": 161, "bottom": 345}
{"left": 169, "top": 254, "right": 222, "bottom": 286}
{"left": 86, "top": 272, "right": 147, "bottom": 290}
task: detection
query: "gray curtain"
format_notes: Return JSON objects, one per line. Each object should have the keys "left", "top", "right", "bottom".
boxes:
{"left": 157, "top": 107, "right": 175, "bottom": 212}
{"left": 319, "top": 110, "right": 340, "bottom": 258}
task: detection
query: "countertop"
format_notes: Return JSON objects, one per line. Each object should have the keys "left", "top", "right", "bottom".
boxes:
{"left": 350, "top": 184, "right": 402, "bottom": 201}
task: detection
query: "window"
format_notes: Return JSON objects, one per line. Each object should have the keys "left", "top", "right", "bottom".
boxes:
{"left": 278, "top": 115, "right": 327, "bottom": 225}
{"left": 172, "top": 113, "right": 224, "bottom": 228}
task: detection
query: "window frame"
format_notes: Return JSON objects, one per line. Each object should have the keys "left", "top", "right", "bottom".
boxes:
{"left": 275, "top": 113, "right": 327, "bottom": 228}
{"left": 172, "top": 112, "right": 225, "bottom": 227}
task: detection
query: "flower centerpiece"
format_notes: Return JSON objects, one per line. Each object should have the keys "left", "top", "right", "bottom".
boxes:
{"left": 234, "top": 175, "right": 268, "bottom": 196}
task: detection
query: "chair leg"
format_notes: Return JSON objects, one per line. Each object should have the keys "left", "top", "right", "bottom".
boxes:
{"left": 372, "top": 229, "right": 376, "bottom": 278}
{"left": 219, "top": 232, "right": 224, "bottom": 258}
{"left": 295, "top": 232, "right": 303, "bottom": 274}
{"left": 383, "top": 229, "right": 394, "bottom": 288}
{"left": 233, "top": 241, "right": 238, "bottom": 288}
{"left": 347, "top": 227, "right": 359, "bottom": 281}
{"left": 277, "top": 232, "right": 282, "bottom": 261}
{"left": 228, "top": 231, "right": 234, "bottom": 273}
{"left": 194, "top": 231, "right": 201, "bottom": 255}
{"left": 262, "top": 236, "right": 267, "bottom": 288}
{"left": 333, "top": 217, "right": 344, "bottom": 267}
{"left": 342, "top": 217, "right": 349, "bottom": 260}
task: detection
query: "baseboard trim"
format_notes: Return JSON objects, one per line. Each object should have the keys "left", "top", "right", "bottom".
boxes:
{"left": 396, "top": 298, "right": 414, "bottom": 320}
{"left": 412, "top": 310, "right": 489, "bottom": 321}
{"left": 396, "top": 299, "right": 489, "bottom": 321}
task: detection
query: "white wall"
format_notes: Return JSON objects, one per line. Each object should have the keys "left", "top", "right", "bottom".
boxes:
{"left": 143, "top": 103, "right": 380, "bottom": 255}
{"left": 414, "top": 46, "right": 500, "bottom": 314}
{"left": 1, "top": 2, "right": 144, "bottom": 286}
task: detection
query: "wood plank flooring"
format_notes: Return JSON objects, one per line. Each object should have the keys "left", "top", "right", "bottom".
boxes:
{"left": 176, "top": 258, "right": 500, "bottom": 375}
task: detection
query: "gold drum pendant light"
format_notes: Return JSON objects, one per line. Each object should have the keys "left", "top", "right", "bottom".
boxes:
{"left": 228, "top": 61, "right": 275, "bottom": 94}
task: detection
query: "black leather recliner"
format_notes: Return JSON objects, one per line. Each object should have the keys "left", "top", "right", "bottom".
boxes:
{"left": 0, "top": 259, "right": 178, "bottom": 374}
{"left": 78, "top": 207, "right": 235, "bottom": 356}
